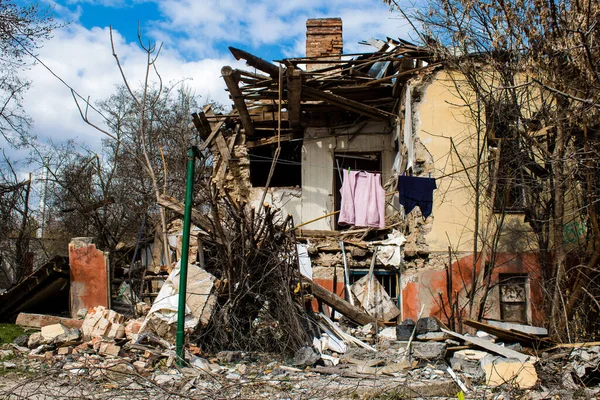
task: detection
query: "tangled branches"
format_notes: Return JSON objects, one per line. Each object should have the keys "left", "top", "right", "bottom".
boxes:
{"left": 191, "top": 190, "right": 314, "bottom": 355}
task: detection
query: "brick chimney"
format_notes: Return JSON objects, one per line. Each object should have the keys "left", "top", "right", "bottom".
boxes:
{"left": 305, "top": 18, "right": 343, "bottom": 72}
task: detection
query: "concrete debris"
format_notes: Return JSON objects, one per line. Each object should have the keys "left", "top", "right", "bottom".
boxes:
{"left": 481, "top": 355, "right": 538, "bottom": 389}
{"left": 411, "top": 341, "right": 446, "bottom": 361}
{"left": 81, "top": 306, "right": 126, "bottom": 340}
{"left": 16, "top": 313, "right": 83, "bottom": 330}
{"left": 378, "top": 327, "right": 397, "bottom": 340}
{"left": 415, "top": 317, "right": 441, "bottom": 334}
{"left": 350, "top": 273, "right": 400, "bottom": 322}
{"left": 449, "top": 349, "right": 488, "bottom": 377}
{"left": 396, "top": 319, "right": 416, "bottom": 340}
{"left": 416, "top": 332, "right": 448, "bottom": 341}
{"left": 139, "top": 263, "right": 216, "bottom": 343}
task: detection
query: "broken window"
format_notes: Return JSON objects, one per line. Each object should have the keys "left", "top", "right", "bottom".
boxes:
{"left": 334, "top": 152, "right": 382, "bottom": 229}
{"left": 248, "top": 141, "right": 302, "bottom": 187}
{"left": 498, "top": 273, "right": 528, "bottom": 324}
{"left": 350, "top": 269, "right": 399, "bottom": 309}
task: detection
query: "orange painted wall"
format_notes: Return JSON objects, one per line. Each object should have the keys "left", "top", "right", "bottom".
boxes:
{"left": 402, "top": 252, "right": 545, "bottom": 327}
{"left": 312, "top": 278, "right": 345, "bottom": 312}
{"left": 68, "top": 239, "right": 109, "bottom": 318}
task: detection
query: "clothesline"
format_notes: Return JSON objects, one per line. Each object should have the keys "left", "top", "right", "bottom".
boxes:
{"left": 289, "top": 189, "right": 398, "bottom": 231}
{"left": 249, "top": 154, "right": 493, "bottom": 179}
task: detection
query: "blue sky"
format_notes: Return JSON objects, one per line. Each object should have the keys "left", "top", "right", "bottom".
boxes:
{"left": 11, "top": 0, "right": 416, "bottom": 157}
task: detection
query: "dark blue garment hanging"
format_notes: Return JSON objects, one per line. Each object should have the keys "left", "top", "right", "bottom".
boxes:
{"left": 397, "top": 175, "right": 437, "bottom": 218}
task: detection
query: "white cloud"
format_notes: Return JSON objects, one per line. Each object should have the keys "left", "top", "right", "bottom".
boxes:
{"left": 17, "top": 0, "right": 416, "bottom": 156}
{"left": 20, "top": 23, "right": 240, "bottom": 152}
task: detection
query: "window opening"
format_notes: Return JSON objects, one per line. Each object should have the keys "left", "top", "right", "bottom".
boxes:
{"left": 349, "top": 269, "right": 398, "bottom": 309}
{"left": 248, "top": 141, "right": 302, "bottom": 187}
{"left": 498, "top": 273, "right": 528, "bottom": 324}
{"left": 334, "top": 152, "right": 381, "bottom": 229}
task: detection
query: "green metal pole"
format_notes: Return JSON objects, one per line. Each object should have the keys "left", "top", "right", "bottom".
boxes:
{"left": 176, "top": 147, "right": 196, "bottom": 363}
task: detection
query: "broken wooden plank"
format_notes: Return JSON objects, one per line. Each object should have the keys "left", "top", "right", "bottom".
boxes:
{"left": 464, "top": 319, "right": 553, "bottom": 348}
{"left": 198, "top": 119, "right": 226, "bottom": 152}
{"left": 304, "top": 277, "right": 378, "bottom": 326}
{"left": 228, "top": 47, "right": 279, "bottom": 79}
{"left": 286, "top": 66, "right": 303, "bottom": 128}
{"left": 296, "top": 229, "right": 340, "bottom": 237}
{"left": 302, "top": 85, "right": 391, "bottom": 120}
{"left": 221, "top": 66, "right": 255, "bottom": 136}
{"left": 245, "top": 133, "right": 301, "bottom": 149}
{"left": 312, "top": 366, "right": 377, "bottom": 379}
{"left": 441, "top": 328, "right": 533, "bottom": 363}
{"left": 544, "top": 341, "right": 600, "bottom": 351}
{"left": 191, "top": 112, "right": 212, "bottom": 140}
{"left": 213, "top": 132, "right": 231, "bottom": 188}
{"left": 157, "top": 195, "right": 217, "bottom": 243}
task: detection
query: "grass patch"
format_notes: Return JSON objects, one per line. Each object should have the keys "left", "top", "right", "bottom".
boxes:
{"left": 0, "top": 323, "right": 25, "bottom": 345}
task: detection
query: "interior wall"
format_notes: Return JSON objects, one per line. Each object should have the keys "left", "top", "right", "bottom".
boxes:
{"left": 299, "top": 125, "right": 394, "bottom": 231}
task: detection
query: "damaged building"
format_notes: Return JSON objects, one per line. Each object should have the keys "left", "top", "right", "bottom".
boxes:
{"left": 189, "top": 18, "right": 544, "bottom": 328}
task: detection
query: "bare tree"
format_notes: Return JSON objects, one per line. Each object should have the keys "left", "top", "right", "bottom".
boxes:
{"left": 386, "top": 0, "right": 600, "bottom": 338}
{"left": 0, "top": 1, "right": 59, "bottom": 146}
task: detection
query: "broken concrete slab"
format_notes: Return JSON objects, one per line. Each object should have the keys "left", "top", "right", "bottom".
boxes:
{"left": 350, "top": 274, "right": 400, "bottom": 322}
{"left": 485, "top": 320, "right": 548, "bottom": 336}
{"left": 416, "top": 317, "right": 441, "bottom": 334}
{"left": 16, "top": 313, "right": 83, "bottom": 330}
{"left": 480, "top": 356, "right": 538, "bottom": 389}
{"left": 140, "top": 263, "right": 216, "bottom": 342}
{"left": 396, "top": 319, "right": 416, "bottom": 340}
{"left": 441, "top": 328, "right": 533, "bottom": 363}
{"left": 449, "top": 349, "right": 488, "bottom": 376}
{"left": 411, "top": 341, "right": 446, "bottom": 361}
{"left": 41, "top": 324, "right": 69, "bottom": 341}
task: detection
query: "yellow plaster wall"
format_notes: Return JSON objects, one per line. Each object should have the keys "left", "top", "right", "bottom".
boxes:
{"left": 417, "top": 71, "right": 536, "bottom": 253}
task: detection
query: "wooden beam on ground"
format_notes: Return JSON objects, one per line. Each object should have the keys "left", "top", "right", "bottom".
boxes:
{"left": 305, "top": 277, "right": 380, "bottom": 326}
{"left": 246, "top": 133, "right": 301, "bottom": 148}
{"left": 464, "top": 319, "right": 553, "bottom": 348}
{"left": 441, "top": 328, "right": 533, "bottom": 362}
{"left": 286, "top": 66, "right": 303, "bottom": 128}
{"left": 222, "top": 66, "right": 255, "bottom": 137}
{"left": 302, "top": 85, "right": 391, "bottom": 121}
{"left": 229, "top": 47, "right": 280, "bottom": 79}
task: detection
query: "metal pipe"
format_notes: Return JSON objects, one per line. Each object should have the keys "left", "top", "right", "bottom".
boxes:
{"left": 176, "top": 147, "right": 196, "bottom": 363}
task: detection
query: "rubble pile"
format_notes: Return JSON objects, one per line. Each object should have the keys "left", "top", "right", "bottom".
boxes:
{"left": 3, "top": 304, "right": 600, "bottom": 399}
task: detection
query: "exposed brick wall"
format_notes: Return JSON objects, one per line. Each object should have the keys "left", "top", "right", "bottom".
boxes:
{"left": 306, "top": 18, "right": 343, "bottom": 72}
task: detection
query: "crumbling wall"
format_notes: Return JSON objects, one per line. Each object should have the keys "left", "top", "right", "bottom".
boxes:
{"left": 68, "top": 237, "right": 109, "bottom": 318}
{"left": 221, "top": 140, "right": 252, "bottom": 202}
{"left": 401, "top": 251, "right": 545, "bottom": 326}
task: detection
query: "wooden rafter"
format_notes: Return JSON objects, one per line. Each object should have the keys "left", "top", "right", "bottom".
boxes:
{"left": 228, "top": 47, "right": 280, "bottom": 79}
{"left": 302, "top": 85, "right": 392, "bottom": 120}
{"left": 246, "top": 133, "right": 302, "bottom": 148}
{"left": 222, "top": 66, "right": 255, "bottom": 137}
{"left": 286, "top": 66, "right": 303, "bottom": 128}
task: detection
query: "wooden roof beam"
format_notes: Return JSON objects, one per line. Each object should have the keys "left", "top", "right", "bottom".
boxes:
{"left": 191, "top": 111, "right": 212, "bottom": 140}
{"left": 222, "top": 66, "right": 255, "bottom": 137}
{"left": 286, "top": 66, "right": 303, "bottom": 128}
{"left": 302, "top": 85, "right": 392, "bottom": 121}
{"left": 229, "top": 47, "right": 280, "bottom": 79}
